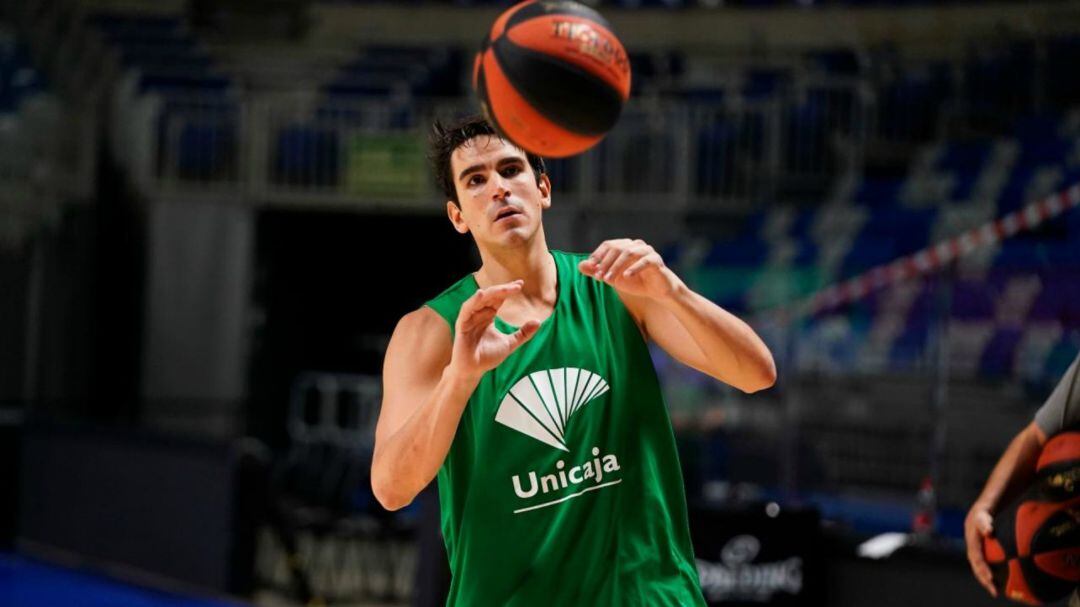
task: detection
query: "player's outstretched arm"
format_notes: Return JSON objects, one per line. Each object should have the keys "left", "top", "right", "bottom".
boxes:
{"left": 371, "top": 281, "right": 540, "bottom": 510}
{"left": 579, "top": 239, "right": 776, "bottom": 394}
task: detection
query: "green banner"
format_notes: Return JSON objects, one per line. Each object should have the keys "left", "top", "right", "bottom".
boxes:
{"left": 345, "top": 132, "right": 428, "bottom": 198}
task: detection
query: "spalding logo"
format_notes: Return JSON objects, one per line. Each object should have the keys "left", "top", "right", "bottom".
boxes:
{"left": 550, "top": 20, "right": 629, "bottom": 76}
{"left": 697, "top": 535, "right": 803, "bottom": 602}
{"left": 1047, "top": 469, "right": 1080, "bottom": 493}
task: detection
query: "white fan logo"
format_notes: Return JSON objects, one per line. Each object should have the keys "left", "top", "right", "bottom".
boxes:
{"left": 495, "top": 367, "right": 610, "bottom": 451}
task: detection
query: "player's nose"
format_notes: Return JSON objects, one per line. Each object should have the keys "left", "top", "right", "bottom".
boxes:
{"left": 491, "top": 179, "right": 511, "bottom": 201}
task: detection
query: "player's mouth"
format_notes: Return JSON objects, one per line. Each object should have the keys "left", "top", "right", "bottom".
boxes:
{"left": 494, "top": 207, "right": 524, "bottom": 224}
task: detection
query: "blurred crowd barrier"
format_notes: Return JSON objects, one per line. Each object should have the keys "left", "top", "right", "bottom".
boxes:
{"left": 123, "top": 77, "right": 906, "bottom": 212}
{"left": 256, "top": 371, "right": 416, "bottom": 605}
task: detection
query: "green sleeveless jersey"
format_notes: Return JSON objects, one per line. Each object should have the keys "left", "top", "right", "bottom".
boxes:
{"left": 424, "top": 249, "right": 706, "bottom": 607}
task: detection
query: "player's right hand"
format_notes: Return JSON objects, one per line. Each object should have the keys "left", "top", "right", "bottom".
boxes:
{"left": 447, "top": 280, "right": 540, "bottom": 381}
{"left": 964, "top": 505, "right": 998, "bottom": 597}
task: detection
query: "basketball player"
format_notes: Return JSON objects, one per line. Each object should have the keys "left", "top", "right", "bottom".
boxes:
{"left": 965, "top": 352, "right": 1080, "bottom": 600}
{"left": 370, "top": 115, "right": 776, "bottom": 605}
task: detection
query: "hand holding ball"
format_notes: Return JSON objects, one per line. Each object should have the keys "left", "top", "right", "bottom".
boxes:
{"left": 981, "top": 433, "right": 1080, "bottom": 606}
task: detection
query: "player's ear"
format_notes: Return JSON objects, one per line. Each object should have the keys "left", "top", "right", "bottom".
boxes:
{"left": 447, "top": 200, "right": 469, "bottom": 234}
{"left": 538, "top": 173, "right": 551, "bottom": 210}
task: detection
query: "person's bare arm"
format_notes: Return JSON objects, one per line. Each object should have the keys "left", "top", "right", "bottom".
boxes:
{"left": 964, "top": 421, "right": 1047, "bottom": 597}
{"left": 580, "top": 239, "right": 776, "bottom": 394}
{"left": 371, "top": 281, "right": 540, "bottom": 511}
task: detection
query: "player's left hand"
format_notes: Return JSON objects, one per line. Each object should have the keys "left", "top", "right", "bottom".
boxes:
{"left": 964, "top": 505, "right": 998, "bottom": 597}
{"left": 578, "top": 239, "right": 685, "bottom": 302}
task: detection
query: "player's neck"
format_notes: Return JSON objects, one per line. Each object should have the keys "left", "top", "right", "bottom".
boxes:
{"left": 475, "top": 241, "right": 555, "bottom": 301}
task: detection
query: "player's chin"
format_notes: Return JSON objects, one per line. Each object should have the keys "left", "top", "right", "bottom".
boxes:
{"left": 492, "top": 215, "right": 531, "bottom": 234}
{"left": 492, "top": 224, "right": 534, "bottom": 245}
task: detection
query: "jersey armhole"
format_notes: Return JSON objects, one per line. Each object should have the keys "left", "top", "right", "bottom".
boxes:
{"left": 423, "top": 303, "right": 456, "bottom": 341}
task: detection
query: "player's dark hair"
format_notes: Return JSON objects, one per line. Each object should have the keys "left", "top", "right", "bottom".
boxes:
{"left": 429, "top": 115, "right": 546, "bottom": 206}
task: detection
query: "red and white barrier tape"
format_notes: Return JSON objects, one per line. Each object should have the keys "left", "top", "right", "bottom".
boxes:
{"left": 793, "top": 182, "right": 1080, "bottom": 317}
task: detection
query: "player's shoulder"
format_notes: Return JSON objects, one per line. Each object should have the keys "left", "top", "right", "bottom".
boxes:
{"left": 384, "top": 306, "right": 452, "bottom": 381}
{"left": 394, "top": 306, "right": 451, "bottom": 341}
{"left": 385, "top": 306, "right": 452, "bottom": 369}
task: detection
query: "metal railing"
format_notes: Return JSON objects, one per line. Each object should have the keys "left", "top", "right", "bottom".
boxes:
{"left": 128, "top": 76, "right": 911, "bottom": 211}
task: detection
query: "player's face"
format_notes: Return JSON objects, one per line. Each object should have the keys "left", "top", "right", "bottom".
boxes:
{"left": 447, "top": 135, "right": 551, "bottom": 248}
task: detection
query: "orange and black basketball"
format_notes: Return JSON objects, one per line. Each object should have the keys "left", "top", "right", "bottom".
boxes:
{"left": 983, "top": 497, "right": 1080, "bottom": 604}
{"left": 1036, "top": 431, "right": 1080, "bottom": 501}
{"left": 473, "top": 0, "right": 631, "bottom": 158}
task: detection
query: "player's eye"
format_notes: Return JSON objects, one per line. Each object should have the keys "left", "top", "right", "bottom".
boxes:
{"left": 467, "top": 174, "right": 485, "bottom": 187}
{"left": 501, "top": 165, "right": 521, "bottom": 178}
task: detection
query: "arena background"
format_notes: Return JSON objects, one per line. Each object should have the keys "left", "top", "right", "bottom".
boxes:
{"left": 1, "top": 0, "right": 1079, "bottom": 605}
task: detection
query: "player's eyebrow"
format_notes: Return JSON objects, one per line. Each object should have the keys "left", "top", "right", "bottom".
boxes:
{"left": 457, "top": 156, "right": 525, "bottom": 183}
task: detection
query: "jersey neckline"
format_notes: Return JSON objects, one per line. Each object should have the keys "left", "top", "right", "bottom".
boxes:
{"left": 468, "top": 249, "right": 565, "bottom": 333}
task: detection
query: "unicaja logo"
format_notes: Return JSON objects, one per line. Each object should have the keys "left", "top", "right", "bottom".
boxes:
{"left": 497, "top": 367, "right": 623, "bottom": 515}
{"left": 495, "top": 367, "right": 609, "bottom": 451}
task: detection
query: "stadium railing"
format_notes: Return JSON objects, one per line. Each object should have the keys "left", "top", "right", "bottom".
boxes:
{"left": 128, "top": 76, "right": 919, "bottom": 213}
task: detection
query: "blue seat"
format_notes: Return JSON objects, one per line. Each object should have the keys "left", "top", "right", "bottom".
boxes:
{"left": 155, "top": 96, "right": 239, "bottom": 177}
{"left": 994, "top": 242, "right": 1046, "bottom": 269}
{"left": 694, "top": 120, "right": 736, "bottom": 196}
{"left": 139, "top": 72, "right": 230, "bottom": 93}
{"left": 629, "top": 52, "right": 658, "bottom": 95}
{"left": 964, "top": 40, "right": 1035, "bottom": 116}
{"left": 544, "top": 157, "right": 578, "bottom": 195}
{"left": 858, "top": 207, "right": 934, "bottom": 256}
{"left": 839, "top": 236, "right": 895, "bottom": 278}
{"left": 176, "top": 121, "right": 237, "bottom": 180}
{"left": 855, "top": 178, "right": 903, "bottom": 207}
{"left": 952, "top": 281, "right": 996, "bottom": 320}
{"left": 790, "top": 209, "right": 817, "bottom": 239}
{"left": 876, "top": 66, "right": 952, "bottom": 141}
{"left": 314, "top": 101, "right": 416, "bottom": 130}
{"left": 676, "top": 86, "right": 726, "bottom": 104}
{"left": 996, "top": 166, "right": 1037, "bottom": 214}
{"left": 121, "top": 49, "right": 212, "bottom": 71}
{"left": 116, "top": 38, "right": 199, "bottom": 58}
{"left": 889, "top": 320, "right": 930, "bottom": 368}
{"left": 784, "top": 99, "right": 829, "bottom": 173}
{"left": 937, "top": 140, "right": 991, "bottom": 174}
{"left": 322, "top": 76, "right": 403, "bottom": 99}
{"left": 743, "top": 68, "right": 788, "bottom": 101}
{"left": 793, "top": 240, "right": 818, "bottom": 265}
{"left": 5, "top": 67, "right": 45, "bottom": 106}
{"left": 978, "top": 327, "right": 1024, "bottom": 378}
{"left": 887, "top": 284, "right": 942, "bottom": 367}
{"left": 805, "top": 48, "right": 861, "bottom": 76}
{"left": 1013, "top": 114, "right": 1060, "bottom": 143}
{"left": 704, "top": 238, "right": 769, "bottom": 266}
{"left": 273, "top": 125, "right": 340, "bottom": 187}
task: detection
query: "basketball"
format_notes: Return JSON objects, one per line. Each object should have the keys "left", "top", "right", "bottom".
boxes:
{"left": 473, "top": 0, "right": 631, "bottom": 158}
{"left": 983, "top": 497, "right": 1080, "bottom": 604}
{"left": 1037, "top": 431, "right": 1080, "bottom": 500}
